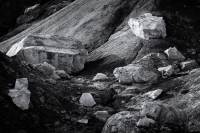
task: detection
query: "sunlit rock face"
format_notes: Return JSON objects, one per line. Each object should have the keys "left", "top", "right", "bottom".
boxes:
{"left": 6, "top": 34, "right": 88, "bottom": 74}
{"left": 79, "top": 93, "right": 96, "bottom": 107}
{"left": 8, "top": 78, "right": 31, "bottom": 110}
{"left": 128, "top": 13, "right": 166, "bottom": 40}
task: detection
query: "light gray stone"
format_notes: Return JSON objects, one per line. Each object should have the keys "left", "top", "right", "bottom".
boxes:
{"left": 128, "top": 13, "right": 166, "bottom": 40}
{"left": 180, "top": 60, "right": 199, "bottom": 71}
{"left": 93, "top": 73, "right": 108, "bottom": 81}
{"left": 8, "top": 78, "right": 31, "bottom": 110}
{"left": 79, "top": 93, "right": 96, "bottom": 107}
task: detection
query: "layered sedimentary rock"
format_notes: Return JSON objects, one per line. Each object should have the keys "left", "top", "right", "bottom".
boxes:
{"left": 6, "top": 34, "right": 88, "bottom": 74}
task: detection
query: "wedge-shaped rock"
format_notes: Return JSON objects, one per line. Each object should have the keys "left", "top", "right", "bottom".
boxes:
{"left": 6, "top": 34, "right": 88, "bottom": 74}
{"left": 94, "top": 111, "right": 110, "bottom": 122}
{"left": 113, "top": 64, "right": 159, "bottom": 84}
{"left": 79, "top": 93, "right": 96, "bottom": 107}
{"left": 158, "top": 65, "right": 174, "bottom": 78}
{"left": 8, "top": 78, "right": 31, "bottom": 110}
{"left": 128, "top": 13, "right": 166, "bottom": 40}
{"left": 180, "top": 60, "right": 199, "bottom": 71}
{"left": 145, "top": 89, "right": 163, "bottom": 99}
{"left": 164, "top": 47, "right": 185, "bottom": 61}
{"left": 93, "top": 73, "right": 108, "bottom": 81}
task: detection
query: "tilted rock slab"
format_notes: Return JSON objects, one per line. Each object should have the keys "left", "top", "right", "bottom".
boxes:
{"left": 8, "top": 78, "right": 31, "bottom": 110}
{"left": 164, "top": 47, "right": 186, "bottom": 61}
{"left": 6, "top": 34, "right": 88, "bottom": 74}
{"left": 128, "top": 13, "right": 166, "bottom": 40}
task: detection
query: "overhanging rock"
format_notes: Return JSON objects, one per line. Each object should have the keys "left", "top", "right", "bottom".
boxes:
{"left": 6, "top": 34, "right": 88, "bottom": 74}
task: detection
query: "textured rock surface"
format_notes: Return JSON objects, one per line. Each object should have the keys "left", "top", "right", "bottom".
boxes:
{"left": 113, "top": 64, "right": 159, "bottom": 84}
{"left": 128, "top": 13, "right": 166, "bottom": 40}
{"left": 6, "top": 34, "right": 88, "bottom": 74}
{"left": 102, "top": 111, "right": 139, "bottom": 133}
{"left": 0, "top": 0, "right": 144, "bottom": 53}
{"left": 94, "top": 111, "right": 110, "bottom": 122}
{"left": 141, "top": 102, "right": 188, "bottom": 133}
{"left": 8, "top": 78, "right": 31, "bottom": 110}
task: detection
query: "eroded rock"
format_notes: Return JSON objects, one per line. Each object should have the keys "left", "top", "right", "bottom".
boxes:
{"left": 8, "top": 78, "right": 31, "bottom": 110}
{"left": 128, "top": 13, "right": 166, "bottom": 40}
{"left": 141, "top": 102, "right": 188, "bottom": 133}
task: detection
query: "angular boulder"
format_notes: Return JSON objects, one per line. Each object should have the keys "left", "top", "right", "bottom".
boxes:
{"left": 113, "top": 64, "right": 159, "bottom": 84}
{"left": 180, "top": 60, "right": 199, "bottom": 71}
{"left": 94, "top": 111, "right": 110, "bottom": 122}
{"left": 8, "top": 78, "right": 31, "bottom": 110}
{"left": 164, "top": 47, "right": 186, "bottom": 61}
{"left": 128, "top": 13, "right": 166, "bottom": 40}
{"left": 158, "top": 65, "right": 174, "bottom": 78}
{"left": 79, "top": 93, "right": 96, "bottom": 107}
{"left": 6, "top": 34, "right": 88, "bottom": 74}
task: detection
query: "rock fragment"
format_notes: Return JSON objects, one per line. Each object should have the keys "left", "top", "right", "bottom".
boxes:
{"left": 8, "top": 78, "right": 31, "bottom": 110}
{"left": 79, "top": 93, "right": 96, "bottom": 107}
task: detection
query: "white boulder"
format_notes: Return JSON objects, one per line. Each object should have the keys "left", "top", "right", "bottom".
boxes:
{"left": 79, "top": 93, "right": 96, "bottom": 107}
{"left": 128, "top": 13, "right": 166, "bottom": 40}
{"left": 164, "top": 47, "right": 185, "bottom": 61}
{"left": 92, "top": 73, "right": 108, "bottom": 81}
{"left": 8, "top": 78, "right": 31, "bottom": 110}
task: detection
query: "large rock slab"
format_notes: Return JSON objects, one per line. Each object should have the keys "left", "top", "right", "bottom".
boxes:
{"left": 6, "top": 34, "right": 88, "bottom": 74}
{"left": 128, "top": 13, "right": 166, "bottom": 40}
{"left": 113, "top": 64, "right": 160, "bottom": 84}
{"left": 8, "top": 78, "right": 31, "bottom": 110}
